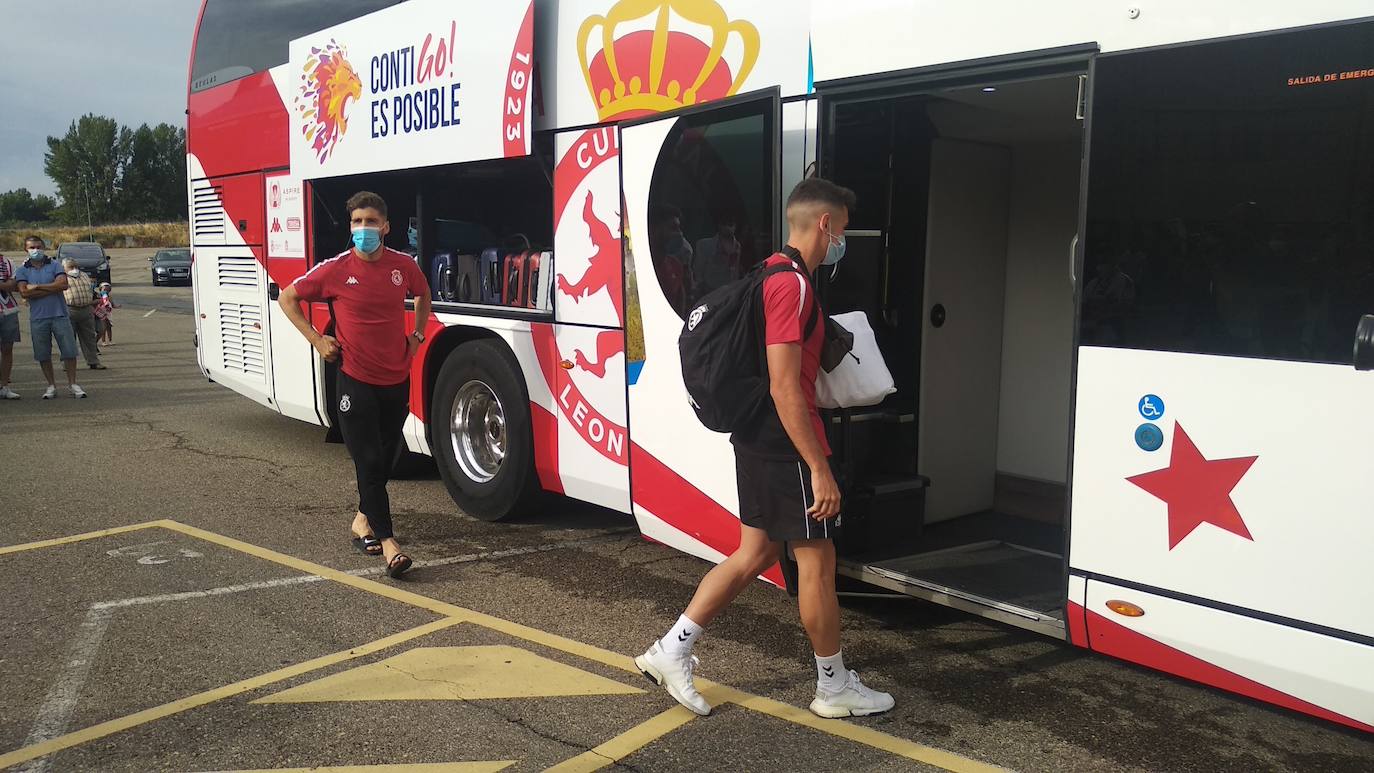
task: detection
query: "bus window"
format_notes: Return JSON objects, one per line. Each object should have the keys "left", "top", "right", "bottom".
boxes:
{"left": 1084, "top": 22, "right": 1374, "bottom": 364}
{"left": 647, "top": 104, "right": 776, "bottom": 317}
{"left": 191, "top": 0, "right": 402, "bottom": 93}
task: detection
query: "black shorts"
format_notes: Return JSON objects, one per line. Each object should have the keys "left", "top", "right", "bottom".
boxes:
{"left": 736, "top": 452, "right": 839, "bottom": 542}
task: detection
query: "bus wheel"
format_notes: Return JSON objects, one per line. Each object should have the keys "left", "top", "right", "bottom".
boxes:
{"left": 432, "top": 339, "right": 540, "bottom": 522}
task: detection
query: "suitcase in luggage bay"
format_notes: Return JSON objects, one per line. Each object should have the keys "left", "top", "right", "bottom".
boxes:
{"left": 503, "top": 251, "right": 529, "bottom": 307}
{"left": 526, "top": 251, "right": 554, "bottom": 310}
{"left": 453, "top": 253, "right": 480, "bottom": 303}
{"left": 479, "top": 248, "right": 502, "bottom": 304}
{"left": 430, "top": 251, "right": 456, "bottom": 302}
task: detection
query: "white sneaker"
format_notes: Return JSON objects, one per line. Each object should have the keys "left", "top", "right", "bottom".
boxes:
{"left": 42, "top": 386, "right": 57, "bottom": 400}
{"left": 809, "top": 670, "right": 895, "bottom": 718}
{"left": 70, "top": 384, "right": 87, "bottom": 398}
{"left": 0, "top": 386, "right": 19, "bottom": 400}
{"left": 634, "top": 642, "right": 711, "bottom": 716}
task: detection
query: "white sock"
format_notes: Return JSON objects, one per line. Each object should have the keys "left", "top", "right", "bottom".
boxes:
{"left": 816, "top": 651, "right": 847, "bottom": 693}
{"left": 659, "top": 614, "right": 703, "bottom": 658}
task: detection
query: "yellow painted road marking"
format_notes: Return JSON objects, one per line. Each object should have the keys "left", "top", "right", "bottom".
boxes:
{"left": 2, "top": 520, "right": 1003, "bottom": 773}
{"left": 544, "top": 706, "right": 698, "bottom": 772}
{"left": 0, "top": 521, "right": 163, "bottom": 556}
{"left": 255, "top": 646, "right": 643, "bottom": 704}
{"left": 211, "top": 764, "right": 515, "bottom": 773}
{"left": 0, "top": 618, "right": 463, "bottom": 771}
{"left": 705, "top": 684, "right": 1010, "bottom": 773}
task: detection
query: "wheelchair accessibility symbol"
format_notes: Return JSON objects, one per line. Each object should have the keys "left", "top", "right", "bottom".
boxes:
{"left": 1138, "top": 394, "right": 1165, "bottom": 420}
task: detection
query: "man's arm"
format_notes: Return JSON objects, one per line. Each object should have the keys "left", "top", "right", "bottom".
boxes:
{"left": 407, "top": 292, "right": 432, "bottom": 358}
{"left": 278, "top": 284, "right": 339, "bottom": 362}
{"left": 23, "top": 273, "right": 69, "bottom": 299}
{"left": 766, "top": 342, "right": 840, "bottom": 520}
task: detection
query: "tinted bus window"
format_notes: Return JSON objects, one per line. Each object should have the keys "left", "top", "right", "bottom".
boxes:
{"left": 647, "top": 103, "right": 776, "bottom": 317}
{"left": 1084, "top": 22, "right": 1374, "bottom": 364}
{"left": 191, "top": 0, "right": 402, "bottom": 93}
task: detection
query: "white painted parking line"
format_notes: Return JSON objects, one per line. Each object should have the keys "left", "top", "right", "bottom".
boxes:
{"left": 142, "top": 309, "right": 157, "bottom": 318}
{"left": 14, "top": 534, "right": 632, "bottom": 763}
{"left": 16, "top": 609, "right": 112, "bottom": 773}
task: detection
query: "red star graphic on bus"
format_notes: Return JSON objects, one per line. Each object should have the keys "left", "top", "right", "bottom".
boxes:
{"left": 1127, "top": 424, "right": 1258, "bottom": 549}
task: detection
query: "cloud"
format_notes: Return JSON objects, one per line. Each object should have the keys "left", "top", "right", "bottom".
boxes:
{"left": 0, "top": 0, "right": 201, "bottom": 196}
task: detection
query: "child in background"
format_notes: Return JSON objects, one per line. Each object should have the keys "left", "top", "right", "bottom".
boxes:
{"left": 94, "top": 283, "right": 119, "bottom": 346}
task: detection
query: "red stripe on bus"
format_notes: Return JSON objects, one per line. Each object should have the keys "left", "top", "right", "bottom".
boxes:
{"left": 1085, "top": 608, "right": 1373, "bottom": 733}
{"left": 631, "top": 443, "right": 784, "bottom": 587}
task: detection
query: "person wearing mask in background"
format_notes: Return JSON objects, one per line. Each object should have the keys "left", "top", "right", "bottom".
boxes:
{"left": 278, "top": 192, "right": 431, "bottom": 579}
{"left": 15, "top": 236, "right": 85, "bottom": 398}
{"left": 94, "top": 283, "right": 118, "bottom": 345}
{"left": 61, "top": 258, "right": 105, "bottom": 370}
{"left": 635, "top": 179, "right": 895, "bottom": 720}
{"left": 0, "top": 251, "right": 20, "bottom": 399}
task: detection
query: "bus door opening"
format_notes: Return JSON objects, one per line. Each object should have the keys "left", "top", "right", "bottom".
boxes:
{"left": 820, "top": 73, "right": 1086, "bottom": 636}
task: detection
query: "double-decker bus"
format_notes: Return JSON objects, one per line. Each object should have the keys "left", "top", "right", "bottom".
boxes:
{"left": 188, "top": 0, "right": 1374, "bottom": 732}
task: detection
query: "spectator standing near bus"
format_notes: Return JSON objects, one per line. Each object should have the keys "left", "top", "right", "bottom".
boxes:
{"left": 61, "top": 258, "right": 105, "bottom": 370}
{"left": 0, "top": 252, "right": 20, "bottom": 399}
{"left": 94, "top": 283, "right": 118, "bottom": 345}
{"left": 15, "top": 236, "right": 85, "bottom": 399}
{"left": 278, "top": 192, "right": 431, "bottom": 579}
{"left": 635, "top": 179, "right": 895, "bottom": 719}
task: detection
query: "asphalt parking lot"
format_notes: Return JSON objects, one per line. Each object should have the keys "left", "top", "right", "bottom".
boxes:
{"left": 0, "top": 250, "right": 1370, "bottom": 772}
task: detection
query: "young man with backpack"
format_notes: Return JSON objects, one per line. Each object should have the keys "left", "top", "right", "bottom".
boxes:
{"left": 636, "top": 178, "right": 895, "bottom": 719}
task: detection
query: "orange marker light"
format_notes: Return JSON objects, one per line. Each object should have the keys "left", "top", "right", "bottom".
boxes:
{"left": 559, "top": 360, "right": 574, "bottom": 370}
{"left": 1106, "top": 599, "right": 1145, "bottom": 617}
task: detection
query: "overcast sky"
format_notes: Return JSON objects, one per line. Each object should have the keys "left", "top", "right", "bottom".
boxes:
{"left": 0, "top": 0, "right": 202, "bottom": 197}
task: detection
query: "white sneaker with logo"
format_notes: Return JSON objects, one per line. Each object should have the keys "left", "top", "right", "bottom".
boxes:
{"left": 70, "top": 384, "right": 87, "bottom": 398}
{"left": 634, "top": 642, "right": 711, "bottom": 716}
{"left": 809, "top": 670, "right": 895, "bottom": 718}
{"left": 0, "top": 385, "right": 19, "bottom": 399}
{"left": 42, "top": 386, "right": 57, "bottom": 400}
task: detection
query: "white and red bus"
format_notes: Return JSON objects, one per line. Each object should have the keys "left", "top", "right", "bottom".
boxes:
{"left": 188, "top": 0, "right": 1374, "bottom": 732}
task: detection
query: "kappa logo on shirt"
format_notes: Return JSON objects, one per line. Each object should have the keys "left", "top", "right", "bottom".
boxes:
{"left": 345, "top": 276, "right": 360, "bottom": 286}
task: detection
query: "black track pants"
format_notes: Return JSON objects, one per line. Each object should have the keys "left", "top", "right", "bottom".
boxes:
{"left": 337, "top": 370, "right": 410, "bottom": 540}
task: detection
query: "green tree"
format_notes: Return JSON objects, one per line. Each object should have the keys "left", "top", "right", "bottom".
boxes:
{"left": 43, "top": 114, "right": 130, "bottom": 226}
{"left": 120, "top": 123, "right": 186, "bottom": 222}
{"left": 0, "top": 188, "right": 58, "bottom": 225}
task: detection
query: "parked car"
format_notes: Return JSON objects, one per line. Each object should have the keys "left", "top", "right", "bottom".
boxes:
{"left": 150, "top": 248, "right": 192, "bottom": 286}
{"left": 57, "top": 242, "right": 110, "bottom": 285}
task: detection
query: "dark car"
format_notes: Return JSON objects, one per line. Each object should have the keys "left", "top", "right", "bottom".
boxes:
{"left": 57, "top": 242, "right": 111, "bottom": 285}
{"left": 150, "top": 248, "right": 192, "bottom": 286}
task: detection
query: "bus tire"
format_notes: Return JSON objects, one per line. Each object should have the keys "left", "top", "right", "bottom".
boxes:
{"left": 431, "top": 339, "right": 540, "bottom": 522}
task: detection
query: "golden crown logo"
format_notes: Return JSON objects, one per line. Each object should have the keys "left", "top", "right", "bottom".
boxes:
{"left": 578, "top": 0, "right": 760, "bottom": 121}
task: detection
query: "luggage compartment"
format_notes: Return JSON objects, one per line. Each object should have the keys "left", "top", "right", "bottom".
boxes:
{"left": 820, "top": 71, "right": 1086, "bottom": 637}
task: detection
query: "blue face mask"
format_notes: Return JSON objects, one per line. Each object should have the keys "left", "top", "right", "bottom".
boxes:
{"left": 822, "top": 229, "right": 847, "bottom": 266}
{"left": 352, "top": 227, "right": 382, "bottom": 254}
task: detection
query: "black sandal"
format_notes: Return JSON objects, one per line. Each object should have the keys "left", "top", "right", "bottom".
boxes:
{"left": 351, "top": 535, "right": 383, "bottom": 556}
{"left": 387, "top": 553, "right": 413, "bottom": 578}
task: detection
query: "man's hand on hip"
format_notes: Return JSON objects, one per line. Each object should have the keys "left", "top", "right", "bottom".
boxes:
{"left": 313, "top": 335, "right": 341, "bottom": 362}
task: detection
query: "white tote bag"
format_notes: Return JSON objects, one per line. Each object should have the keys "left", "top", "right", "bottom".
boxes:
{"left": 815, "top": 311, "right": 896, "bottom": 409}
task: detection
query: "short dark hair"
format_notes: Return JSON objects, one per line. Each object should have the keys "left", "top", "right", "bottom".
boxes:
{"left": 345, "top": 191, "right": 388, "bottom": 219}
{"left": 786, "top": 178, "right": 856, "bottom": 215}
{"left": 24, "top": 234, "right": 44, "bottom": 247}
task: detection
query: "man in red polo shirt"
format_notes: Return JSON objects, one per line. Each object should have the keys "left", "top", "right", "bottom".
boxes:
{"left": 636, "top": 179, "right": 895, "bottom": 719}
{"left": 279, "top": 191, "right": 431, "bottom": 578}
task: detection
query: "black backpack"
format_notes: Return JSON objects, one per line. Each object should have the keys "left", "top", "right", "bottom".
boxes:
{"left": 679, "top": 249, "right": 819, "bottom": 433}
